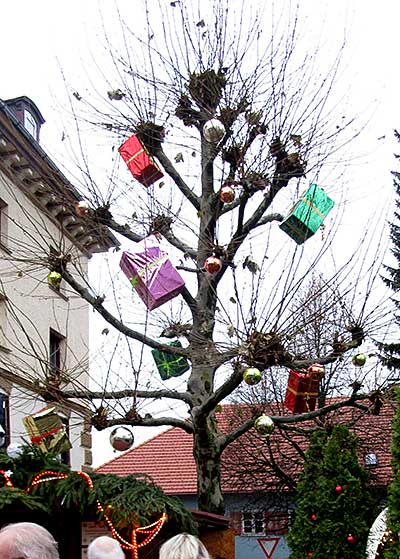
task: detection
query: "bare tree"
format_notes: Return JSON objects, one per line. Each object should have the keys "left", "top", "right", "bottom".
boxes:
{"left": 0, "top": 1, "right": 394, "bottom": 514}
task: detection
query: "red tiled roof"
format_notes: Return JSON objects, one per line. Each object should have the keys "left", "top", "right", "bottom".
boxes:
{"left": 97, "top": 427, "right": 196, "bottom": 494}
{"left": 96, "top": 401, "right": 396, "bottom": 495}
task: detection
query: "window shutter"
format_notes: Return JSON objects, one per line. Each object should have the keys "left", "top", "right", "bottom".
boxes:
{"left": 264, "top": 512, "right": 289, "bottom": 535}
{"left": 229, "top": 511, "right": 242, "bottom": 535}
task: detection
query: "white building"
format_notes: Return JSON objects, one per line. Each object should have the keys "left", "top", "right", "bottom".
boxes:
{"left": 0, "top": 96, "right": 117, "bottom": 470}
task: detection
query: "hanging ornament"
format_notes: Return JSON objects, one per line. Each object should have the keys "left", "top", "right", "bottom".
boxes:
{"left": 220, "top": 184, "right": 235, "bottom": 204}
{"left": 352, "top": 353, "right": 366, "bottom": 367}
{"left": 203, "top": 119, "right": 226, "bottom": 143}
{"left": 75, "top": 200, "right": 91, "bottom": 217}
{"left": 204, "top": 256, "right": 222, "bottom": 274}
{"left": 347, "top": 535, "right": 356, "bottom": 544}
{"left": 254, "top": 414, "right": 274, "bottom": 438}
{"left": 307, "top": 552, "right": 313, "bottom": 557}
{"left": 47, "top": 271, "right": 62, "bottom": 288}
{"left": 335, "top": 484, "right": 343, "bottom": 493}
{"left": 243, "top": 367, "right": 262, "bottom": 385}
{"left": 109, "top": 427, "right": 134, "bottom": 452}
{"left": 308, "top": 363, "right": 325, "bottom": 379}
{"left": 310, "top": 514, "right": 317, "bottom": 521}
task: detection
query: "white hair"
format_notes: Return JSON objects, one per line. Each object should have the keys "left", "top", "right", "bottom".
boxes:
{"left": 0, "top": 522, "right": 59, "bottom": 559}
{"left": 159, "top": 533, "right": 211, "bottom": 559}
{"left": 87, "top": 535, "right": 125, "bottom": 559}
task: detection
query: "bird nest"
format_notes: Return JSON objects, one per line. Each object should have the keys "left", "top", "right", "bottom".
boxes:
{"left": 135, "top": 121, "right": 165, "bottom": 154}
{"left": 245, "top": 331, "right": 291, "bottom": 369}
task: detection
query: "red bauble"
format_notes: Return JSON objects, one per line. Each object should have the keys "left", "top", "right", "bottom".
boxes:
{"left": 347, "top": 535, "right": 356, "bottom": 544}
{"left": 220, "top": 184, "right": 235, "bottom": 204}
{"left": 75, "top": 200, "right": 90, "bottom": 216}
{"left": 307, "top": 552, "right": 313, "bottom": 557}
{"left": 335, "top": 485, "right": 343, "bottom": 493}
{"left": 204, "top": 256, "right": 222, "bottom": 274}
{"left": 311, "top": 514, "right": 317, "bottom": 521}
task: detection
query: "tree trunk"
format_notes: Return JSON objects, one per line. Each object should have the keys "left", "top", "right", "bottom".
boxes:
{"left": 192, "top": 412, "right": 224, "bottom": 515}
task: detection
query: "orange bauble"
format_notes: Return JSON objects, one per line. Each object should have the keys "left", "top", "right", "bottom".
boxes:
{"left": 220, "top": 184, "right": 235, "bottom": 203}
{"left": 204, "top": 256, "right": 222, "bottom": 274}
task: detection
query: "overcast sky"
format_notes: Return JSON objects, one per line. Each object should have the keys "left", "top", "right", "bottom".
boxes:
{"left": 1, "top": 0, "right": 399, "bottom": 465}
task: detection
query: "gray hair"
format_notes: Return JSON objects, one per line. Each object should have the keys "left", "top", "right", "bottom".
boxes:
{"left": 87, "top": 535, "right": 125, "bottom": 559}
{"left": 159, "top": 533, "right": 211, "bottom": 559}
{"left": 0, "top": 522, "right": 59, "bottom": 559}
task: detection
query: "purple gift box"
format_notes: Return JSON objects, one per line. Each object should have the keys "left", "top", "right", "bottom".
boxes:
{"left": 120, "top": 235, "right": 185, "bottom": 311}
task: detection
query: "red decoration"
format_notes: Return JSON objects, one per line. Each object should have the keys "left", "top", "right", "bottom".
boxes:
{"left": 1, "top": 469, "right": 167, "bottom": 559}
{"left": 307, "top": 552, "right": 313, "bottom": 557}
{"left": 335, "top": 485, "right": 343, "bottom": 493}
{"left": 347, "top": 535, "right": 356, "bottom": 544}
{"left": 311, "top": 514, "right": 317, "bottom": 521}
{"left": 307, "top": 362, "right": 325, "bottom": 379}
{"left": 119, "top": 135, "right": 163, "bottom": 187}
{"left": 220, "top": 184, "right": 235, "bottom": 203}
{"left": 284, "top": 370, "right": 320, "bottom": 413}
{"left": 204, "top": 256, "right": 222, "bottom": 274}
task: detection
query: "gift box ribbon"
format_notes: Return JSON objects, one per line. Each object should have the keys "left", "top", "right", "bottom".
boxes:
{"left": 287, "top": 386, "right": 318, "bottom": 399}
{"left": 31, "top": 425, "right": 63, "bottom": 444}
{"left": 127, "top": 148, "right": 145, "bottom": 164}
{"left": 303, "top": 196, "right": 325, "bottom": 219}
{"left": 130, "top": 254, "right": 168, "bottom": 286}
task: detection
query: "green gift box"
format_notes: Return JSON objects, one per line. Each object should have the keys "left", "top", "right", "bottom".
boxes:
{"left": 151, "top": 341, "right": 190, "bottom": 380}
{"left": 279, "top": 184, "right": 335, "bottom": 244}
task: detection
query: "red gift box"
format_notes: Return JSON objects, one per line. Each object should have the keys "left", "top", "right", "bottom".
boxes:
{"left": 284, "top": 370, "right": 320, "bottom": 413}
{"left": 118, "top": 134, "right": 163, "bottom": 186}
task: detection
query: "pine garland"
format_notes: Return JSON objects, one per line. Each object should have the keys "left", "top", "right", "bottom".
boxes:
{"left": 0, "top": 445, "right": 195, "bottom": 533}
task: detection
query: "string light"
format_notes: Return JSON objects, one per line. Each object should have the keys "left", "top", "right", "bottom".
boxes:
{"left": 0, "top": 469, "right": 14, "bottom": 487}
{"left": 0, "top": 468, "right": 167, "bottom": 559}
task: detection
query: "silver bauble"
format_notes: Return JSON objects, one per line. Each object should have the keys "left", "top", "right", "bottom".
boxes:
{"left": 110, "top": 426, "right": 134, "bottom": 452}
{"left": 203, "top": 119, "right": 226, "bottom": 143}
{"left": 254, "top": 414, "right": 274, "bottom": 438}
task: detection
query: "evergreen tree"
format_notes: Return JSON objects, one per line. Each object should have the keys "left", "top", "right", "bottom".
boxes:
{"left": 382, "top": 389, "right": 400, "bottom": 559}
{"left": 380, "top": 130, "right": 400, "bottom": 370}
{"left": 288, "top": 425, "right": 373, "bottom": 559}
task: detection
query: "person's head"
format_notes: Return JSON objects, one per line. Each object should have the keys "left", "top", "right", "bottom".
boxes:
{"left": 159, "top": 533, "right": 211, "bottom": 559}
{"left": 0, "top": 522, "right": 59, "bottom": 559}
{"left": 87, "top": 535, "right": 125, "bottom": 559}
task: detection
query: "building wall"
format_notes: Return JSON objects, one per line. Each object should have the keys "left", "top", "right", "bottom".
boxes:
{"left": 0, "top": 167, "right": 91, "bottom": 470}
{"left": 177, "top": 493, "right": 292, "bottom": 559}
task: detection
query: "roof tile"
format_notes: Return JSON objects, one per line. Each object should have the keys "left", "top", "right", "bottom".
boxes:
{"left": 96, "top": 401, "right": 396, "bottom": 495}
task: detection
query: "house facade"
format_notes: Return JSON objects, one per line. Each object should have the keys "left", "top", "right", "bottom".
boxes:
{"left": 97, "top": 402, "right": 395, "bottom": 559}
{"left": 0, "top": 96, "right": 117, "bottom": 470}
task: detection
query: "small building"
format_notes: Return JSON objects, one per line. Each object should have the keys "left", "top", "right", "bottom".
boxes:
{"left": 97, "top": 402, "right": 395, "bottom": 559}
{"left": 0, "top": 95, "right": 118, "bottom": 470}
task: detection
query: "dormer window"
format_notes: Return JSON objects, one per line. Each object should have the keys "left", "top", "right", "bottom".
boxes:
{"left": 24, "top": 110, "right": 38, "bottom": 139}
{"left": 4, "top": 96, "right": 45, "bottom": 143}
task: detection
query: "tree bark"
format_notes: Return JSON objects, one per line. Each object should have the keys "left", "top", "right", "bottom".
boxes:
{"left": 192, "top": 409, "right": 224, "bottom": 514}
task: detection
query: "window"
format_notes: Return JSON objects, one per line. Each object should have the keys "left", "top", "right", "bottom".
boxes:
{"left": 59, "top": 414, "right": 71, "bottom": 466}
{"left": 0, "top": 392, "right": 9, "bottom": 449}
{"left": 49, "top": 329, "right": 65, "bottom": 373}
{"left": 233, "top": 511, "right": 289, "bottom": 536}
{"left": 24, "top": 109, "right": 38, "bottom": 140}
{"left": 0, "top": 198, "right": 8, "bottom": 248}
{"left": 242, "top": 512, "right": 265, "bottom": 535}
{"left": 0, "top": 294, "right": 7, "bottom": 348}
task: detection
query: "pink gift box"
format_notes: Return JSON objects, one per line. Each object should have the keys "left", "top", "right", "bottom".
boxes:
{"left": 120, "top": 236, "right": 185, "bottom": 311}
